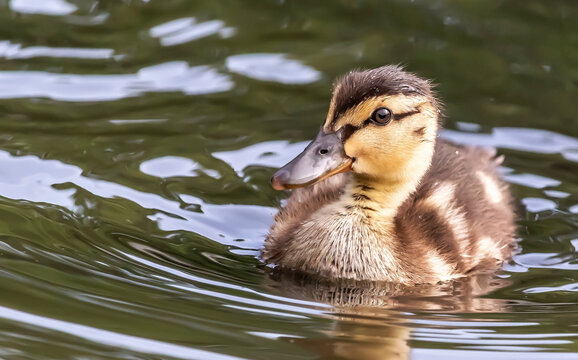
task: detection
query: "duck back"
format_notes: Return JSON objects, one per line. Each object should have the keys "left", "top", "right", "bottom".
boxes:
{"left": 394, "top": 139, "right": 516, "bottom": 278}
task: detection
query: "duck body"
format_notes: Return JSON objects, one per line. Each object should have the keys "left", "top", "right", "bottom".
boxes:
{"left": 263, "top": 66, "right": 516, "bottom": 285}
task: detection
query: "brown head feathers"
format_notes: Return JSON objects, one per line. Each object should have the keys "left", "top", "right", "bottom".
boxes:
{"left": 331, "top": 65, "right": 438, "bottom": 123}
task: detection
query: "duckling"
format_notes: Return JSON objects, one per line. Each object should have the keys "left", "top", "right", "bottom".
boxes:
{"left": 263, "top": 65, "right": 516, "bottom": 285}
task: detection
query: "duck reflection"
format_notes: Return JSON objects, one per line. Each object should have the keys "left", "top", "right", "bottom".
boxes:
{"left": 271, "top": 270, "right": 511, "bottom": 360}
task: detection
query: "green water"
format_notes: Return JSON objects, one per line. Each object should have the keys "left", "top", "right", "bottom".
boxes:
{"left": 0, "top": 0, "right": 576, "bottom": 359}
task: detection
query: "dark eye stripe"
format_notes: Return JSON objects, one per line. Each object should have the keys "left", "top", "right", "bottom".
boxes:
{"left": 394, "top": 110, "right": 420, "bottom": 121}
{"left": 338, "top": 109, "right": 421, "bottom": 142}
{"left": 340, "top": 124, "right": 359, "bottom": 142}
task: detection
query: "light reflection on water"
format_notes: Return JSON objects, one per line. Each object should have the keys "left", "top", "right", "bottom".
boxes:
{"left": 0, "top": 0, "right": 576, "bottom": 359}
{"left": 0, "top": 62, "right": 233, "bottom": 101}
{"left": 9, "top": 0, "right": 77, "bottom": 16}
{"left": 150, "top": 17, "right": 234, "bottom": 46}
{"left": 0, "top": 305, "right": 246, "bottom": 360}
{"left": 226, "top": 54, "right": 322, "bottom": 84}
{"left": 443, "top": 128, "right": 578, "bottom": 163}
{"left": 0, "top": 41, "right": 117, "bottom": 60}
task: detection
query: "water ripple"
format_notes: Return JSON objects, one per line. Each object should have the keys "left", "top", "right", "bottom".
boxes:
{"left": 150, "top": 17, "right": 235, "bottom": 46}
{"left": 442, "top": 127, "right": 578, "bottom": 161}
{"left": 10, "top": 0, "right": 76, "bottom": 16}
{"left": 0, "top": 41, "right": 118, "bottom": 60}
{"left": 0, "top": 305, "right": 245, "bottom": 360}
{"left": 226, "top": 53, "right": 322, "bottom": 84}
{"left": 0, "top": 61, "right": 233, "bottom": 101}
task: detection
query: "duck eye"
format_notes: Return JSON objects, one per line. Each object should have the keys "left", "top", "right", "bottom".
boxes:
{"left": 370, "top": 107, "right": 392, "bottom": 125}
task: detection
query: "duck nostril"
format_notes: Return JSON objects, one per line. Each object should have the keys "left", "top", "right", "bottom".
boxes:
{"left": 319, "top": 148, "right": 329, "bottom": 155}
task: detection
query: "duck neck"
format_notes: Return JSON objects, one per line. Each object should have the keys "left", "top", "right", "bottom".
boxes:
{"left": 342, "top": 176, "right": 414, "bottom": 220}
{"left": 338, "top": 138, "right": 436, "bottom": 229}
{"left": 339, "top": 166, "right": 430, "bottom": 233}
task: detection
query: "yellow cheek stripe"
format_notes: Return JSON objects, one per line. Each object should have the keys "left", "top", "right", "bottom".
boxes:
{"left": 333, "top": 98, "right": 385, "bottom": 130}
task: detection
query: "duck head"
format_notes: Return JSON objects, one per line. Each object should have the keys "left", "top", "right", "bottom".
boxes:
{"left": 272, "top": 65, "right": 441, "bottom": 190}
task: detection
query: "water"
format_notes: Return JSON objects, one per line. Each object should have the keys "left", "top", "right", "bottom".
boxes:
{"left": 0, "top": 0, "right": 576, "bottom": 359}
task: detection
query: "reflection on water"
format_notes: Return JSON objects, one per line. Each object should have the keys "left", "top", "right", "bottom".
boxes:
{"left": 0, "top": 305, "right": 244, "bottom": 360}
{"left": 0, "top": 0, "right": 576, "bottom": 359}
{"left": 10, "top": 0, "right": 77, "bottom": 16}
{"left": 273, "top": 271, "right": 511, "bottom": 312}
{"left": 0, "top": 62, "right": 233, "bottom": 101}
{"left": 292, "top": 319, "right": 412, "bottom": 360}
{"left": 226, "top": 54, "right": 322, "bottom": 84}
{"left": 0, "top": 41, "right": 117, "bottom": 60}
{"left": 150, "top": 17, "right": 233, "bottom": 46}
{"left": 443, "top": 128, "right": 578, "bottom": 163}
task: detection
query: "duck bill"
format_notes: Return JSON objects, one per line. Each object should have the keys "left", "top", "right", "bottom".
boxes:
{"left": 271, "top": 128, "right": 353, "bottom": 190}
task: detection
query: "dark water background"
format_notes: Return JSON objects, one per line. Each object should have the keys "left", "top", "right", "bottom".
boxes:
{"left": 0, "top": 0, "right": 577, "bottom": 359}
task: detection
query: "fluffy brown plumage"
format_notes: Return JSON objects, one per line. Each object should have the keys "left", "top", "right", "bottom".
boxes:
{"left": 263, "top": 65, "right": 516, "bottom": 285}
